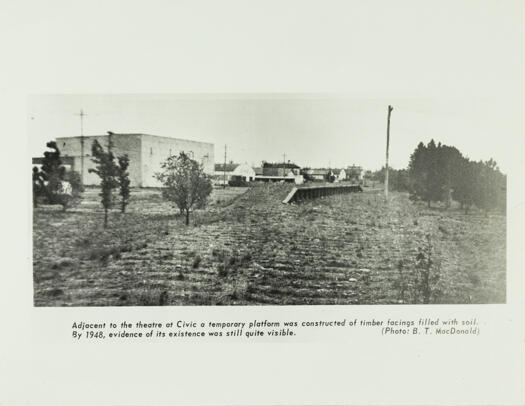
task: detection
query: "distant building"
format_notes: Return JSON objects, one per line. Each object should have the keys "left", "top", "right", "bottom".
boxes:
{"left": 232, "top": 163, "right": 256, "bottom": 182}
{"left": 346, "top": 165, "right": 364, "bottom": 182}
{"left": 213, "top": 163, "right": 239, "bottom": 185}
{"left": 333, "top": 168, "right": 347, "bottom": 182}
{"left": 256, "top": 162, "right": 303, "bottom": 184}
{"left": 213, "top": 162, "right": 256, "bottom": 185}
{"left": 214, "top": 162, "right": 237, "bottom": 185}
{"left": 214, "top": 163, "right": 238, "bottom": 173}
{"left": 47, "top": 133, "right": 214, "bottom": 187}
{"left": 262, "top": 162, "right": 301, "bottom": 177}
{"left": 304, "top": 168, "right": 330, "bottom": 181}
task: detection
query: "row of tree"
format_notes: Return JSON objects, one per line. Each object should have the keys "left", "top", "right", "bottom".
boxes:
{"left": 389, "top": 140, "right": 506, "bottom": 214}
{"left": 370, "top": 140, "right": 506, "bottom": 214}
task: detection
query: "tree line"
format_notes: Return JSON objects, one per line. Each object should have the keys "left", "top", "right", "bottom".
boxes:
{"left": 372, "top": 140, "right": 506, "bottom": 214}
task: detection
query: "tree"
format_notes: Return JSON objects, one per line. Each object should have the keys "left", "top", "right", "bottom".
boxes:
{"left": 372, "top": 166, "right": 409, "bottom": 192}
{"left": 37, "top": 141, "right": 83, "bottom": 211}
{"left": 408, "top": 141, "right": 430, "bottom": 204}
{"left": 32, "top": 167, "right": 45, "bottom": 208}
{"left": 452, "top": 157, "right": 477, "bottom": 214}
{"left": 425, "top": 139, "right": 442, "bottom": 206}
{"left": 436, "top": 145, "right": 463, "bottom": 208}
{"left": 116, "top": 155, "right": 131, "bottom": 213}
{"left": 472, "top": 159, "right": 506, "bottom": 215}
{"left": 40, "top": 141, "right": 66, "bottom": 203}
{"left": 89, "top": 139, "right": 119, "bottom": 228}
{"left": 408, "top": 140, "right": 461, "bottom": 207}
{"left": 155, "top": 152, "right": 213, "bottom": 225}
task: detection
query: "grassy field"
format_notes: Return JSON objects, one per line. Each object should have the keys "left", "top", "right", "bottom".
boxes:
{"left": 33, "top": 184, "right": 506, "bottom": 306}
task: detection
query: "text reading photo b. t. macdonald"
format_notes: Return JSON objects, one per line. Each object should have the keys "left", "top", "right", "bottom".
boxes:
{"left": 31, "top": 95, "right": 506, "bottom": 306}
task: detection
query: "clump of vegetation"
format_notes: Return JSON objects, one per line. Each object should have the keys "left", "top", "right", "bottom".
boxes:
{"left": 228, "top": 178, "right": 249, "bottom": 187}
{"left": 50, "top": 258, "right": 75, "bottom": 270}
{"left": 192, "top": 255, "right": 202, "bottom": 269}
{"left": 133, "top": 289, "right": 170, "bottom": 306}
{"left": 158, "top": 290, "right": 169, "bottom": 305}
{"left": 86, "top": 245, "right": 127, "bottom": 262}
{"left": 413, "top": 234, "right": 442, "bottom": 304}
{"left": 33, "top": 141, "right": 84, "bottom": 211}
{"left": 215, "top": 279, "right": 250, "bottom": 304}
{"left": 392, "top": 260, "right": 408, "bottom": 303}
{"left": 211, "top": 248, "right": 226, "bottom": 262}
{"left": 370, "top": 166, "right": 410, "bottom": 192}
{"left": 217, "top": 263, "right": 229, "bottom": 277}
{"left": 46, "top": 288, "right": 64, "bottom": 297}
{"left": 394, "top": 235, "right": 442, "bottom": 304}
{"left": 212, "top": 249, "right": 252, "bottom": 278}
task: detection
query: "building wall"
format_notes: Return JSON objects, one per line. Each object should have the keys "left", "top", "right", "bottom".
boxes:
{"left": 140, "top": 134, "right": 214, "bottom": 187}
{"left": 55, "top": 134, "right": 214, "bottom": 187}
{"left": 56, "top": 134, "right": 143, "bottom": 186}
{"left": 112, "top": 134, "right": 142, "bottom": 186}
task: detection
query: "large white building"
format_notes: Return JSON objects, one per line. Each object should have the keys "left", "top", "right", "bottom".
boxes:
{"left": 55, "top": 133, "right": 214, "bottom": 187}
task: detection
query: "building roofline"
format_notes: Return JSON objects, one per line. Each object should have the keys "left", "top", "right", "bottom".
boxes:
{"left": 56, "top": 133, "right": 214, "bottom": 146}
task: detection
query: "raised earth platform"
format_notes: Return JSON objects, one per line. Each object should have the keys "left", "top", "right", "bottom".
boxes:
{"left": 283, "top": 184, "right": 363, "bottom": 204}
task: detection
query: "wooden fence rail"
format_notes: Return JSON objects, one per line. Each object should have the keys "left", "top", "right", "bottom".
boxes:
{"left": 283, "top": 184, "right": 363, "bottom": 204}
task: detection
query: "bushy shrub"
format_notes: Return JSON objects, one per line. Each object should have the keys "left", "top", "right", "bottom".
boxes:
{"left": 34, "top": 141, "right": 84, "bottom": 211}
{"left": 228, "top": 177, "right": 249, "bottom": 187}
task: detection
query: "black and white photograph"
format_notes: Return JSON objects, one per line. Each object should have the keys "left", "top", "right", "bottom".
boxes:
{"left": 3, "top": 1, "right": 525, "bottom": 405}
{"left": 31, "top": 95, "right": 507, "bottom": 306}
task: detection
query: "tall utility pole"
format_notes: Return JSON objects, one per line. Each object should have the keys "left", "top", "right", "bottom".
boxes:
{"left": 223, "top": 144, "right": 227, "bottom": 188}
{"left": 77, "top": 109, "right": 86, "bottom": 182}
{"left": 385, "top": 105, "right": 394, "bottom": 198}
{"left": 283, "top": 153, "right": 286, "bottom": 177}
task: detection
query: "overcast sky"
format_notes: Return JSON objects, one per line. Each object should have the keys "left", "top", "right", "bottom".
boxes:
{"left": 28, "top": 94, "right": 515, "bottom": 171}
{"left": 13, "top": 0, "right": 523, "bottom": 174}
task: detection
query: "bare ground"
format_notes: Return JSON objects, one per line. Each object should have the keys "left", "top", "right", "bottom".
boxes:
{"left": 33, "top": 184, "right": 506, "bottom": 306}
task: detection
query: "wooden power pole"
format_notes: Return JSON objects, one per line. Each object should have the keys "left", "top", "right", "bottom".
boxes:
{"left": 223, "top": 144, "right": 227, "bottom": 188}
{"left": 77, "top": 109, "right": 86, "bottom": 182}
{"left": 385, "top": 105, "right": 393, "bottom": 198}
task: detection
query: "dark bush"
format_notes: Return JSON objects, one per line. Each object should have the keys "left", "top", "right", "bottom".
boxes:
{"left": 228, "top": 177, "right": 249, "bottom": 187}
{"left": 192, "top": 255, "right": 202, "bottom": 269}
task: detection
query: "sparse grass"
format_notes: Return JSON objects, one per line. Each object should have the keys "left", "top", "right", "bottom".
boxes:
{"left": 33, "top": 186, "right": 506, "bottom": 306}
